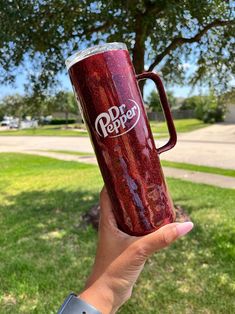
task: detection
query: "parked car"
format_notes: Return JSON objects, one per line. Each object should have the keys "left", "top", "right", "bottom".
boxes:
{"left": 1, "top": 118, "right": 19, "bottom": 127}
{"left": 1, "top": 116, "right": 39, "bottom": 129}
{"left": 0, "top": 120, "right": 10, "bottom": 126}
{"left": 9, "top": 119, "right": 19, "bottom": 129}
{"left": 20, "top": 120, "right": 38, "bottom": 129}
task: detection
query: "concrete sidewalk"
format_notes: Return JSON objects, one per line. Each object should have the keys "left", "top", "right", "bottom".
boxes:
{"left": 23, "top": 150, "right": 235, "bottom": 189}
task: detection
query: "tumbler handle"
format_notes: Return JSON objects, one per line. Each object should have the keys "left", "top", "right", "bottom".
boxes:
{"left": 136, "top": 72, "right": 177, "bottom": 155}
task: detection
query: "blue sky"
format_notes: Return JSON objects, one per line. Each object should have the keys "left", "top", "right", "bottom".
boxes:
{"left": 0, "top": 68, "right": 208, "bottom": 100}
{"left": 0, "top": 45, "right": 213, "bottom": 100}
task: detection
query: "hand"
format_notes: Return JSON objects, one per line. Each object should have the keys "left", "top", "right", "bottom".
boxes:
{"left": 79, "top": 186, "right": 193, "bottom": 313}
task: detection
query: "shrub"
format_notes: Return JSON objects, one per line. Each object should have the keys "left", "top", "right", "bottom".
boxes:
{"left": 195, "top": 93, "right": 226, "bottom": 123}
{"left": 181, "top": 96, "right": 201, "bottom": 110}
{"left": 49, "top": 119, "right": 76, "bottom": 125}
{"left": 147, "top": 90, "right": 176, "bottom": 112}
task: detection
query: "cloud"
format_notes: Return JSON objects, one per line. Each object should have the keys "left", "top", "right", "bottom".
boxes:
{"left": 182, "top": 62, "right": 191, "bottom": 70}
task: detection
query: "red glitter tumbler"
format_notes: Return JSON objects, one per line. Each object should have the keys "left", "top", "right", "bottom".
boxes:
{"left": 66, "top": 43, "right": 177, "bottom": 236}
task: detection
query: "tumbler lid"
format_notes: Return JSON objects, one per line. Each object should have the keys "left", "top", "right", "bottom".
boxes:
{"left": 65, "top": 42, "right": 127, "bottom": 70}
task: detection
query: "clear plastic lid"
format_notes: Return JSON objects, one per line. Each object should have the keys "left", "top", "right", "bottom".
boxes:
{"left": 65, "top": 42, "right": 127, "bottom": 70}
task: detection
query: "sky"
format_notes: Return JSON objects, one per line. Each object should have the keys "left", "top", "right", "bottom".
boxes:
{"left": 0, "top": 66, "right": 209, "bottom": 101}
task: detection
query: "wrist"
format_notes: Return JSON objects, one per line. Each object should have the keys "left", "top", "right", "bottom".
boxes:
{"left": 79, "top": 280, "right": 117, "bottom": 314}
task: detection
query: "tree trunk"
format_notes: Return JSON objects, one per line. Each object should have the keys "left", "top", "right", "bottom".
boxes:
{"left": 65, "top": 110, "right": 69, "bottom": 128}
{"left": 132, "top": 14, "right": 146, "bottom": 97}
{"left": 18, "top": 109, "right": 22, "bottom": 129}
{"left": 18, "top": 115, "right": 22, "bottom": 129}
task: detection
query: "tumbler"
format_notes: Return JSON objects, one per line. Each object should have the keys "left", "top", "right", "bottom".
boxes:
{"left": 66, "top": 42, "right": 177, "bottom": 236}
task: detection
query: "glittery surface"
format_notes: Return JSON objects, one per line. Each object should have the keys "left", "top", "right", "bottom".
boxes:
{"left": 69, "top": 49, "right": 175, "bottom": 236}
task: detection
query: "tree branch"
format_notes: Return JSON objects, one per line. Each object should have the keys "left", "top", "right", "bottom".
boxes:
{"left": 85, "top": 21, "right": 111, "bottom": 35}
{"left": 148, "top": 19, "right": 235, "bottom": 71}
{"left": 71, "top": 20, "right": 111, "bottom": 39}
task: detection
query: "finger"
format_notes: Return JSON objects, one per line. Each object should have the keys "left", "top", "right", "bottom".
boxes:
{"left": 99, "top": 187, "right": 131, "bottom": 239}
{"left": 135, "top": 222, "right": 194, "bottom": 257}
{"left": 99, "top": 186, "right": 118, "bottom": 228}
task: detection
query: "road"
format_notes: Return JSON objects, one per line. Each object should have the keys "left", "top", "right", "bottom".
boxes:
{"left": 157, "top": 123, "right": 235, "bottom": 169}
{"left": 0, "top": 123, "right": 235, "bottom": 169}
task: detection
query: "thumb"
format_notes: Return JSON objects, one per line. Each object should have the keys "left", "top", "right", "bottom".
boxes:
{"left": 137, "top": 222, "right": 194, "bottom": 257}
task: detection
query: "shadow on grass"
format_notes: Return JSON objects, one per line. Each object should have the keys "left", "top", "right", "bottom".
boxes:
{"left": 1, "top": 185, "right": 235, "bottom": 313}
{"left": 0, "top": 188, "right": 100, "bottom": 313}
{"left": 1, "top": 187, "right": 100, "bottom": 244}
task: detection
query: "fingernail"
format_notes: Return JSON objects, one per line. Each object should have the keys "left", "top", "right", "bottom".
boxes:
{"left": 176, "top": 222, "right": 194, "bottom": 237}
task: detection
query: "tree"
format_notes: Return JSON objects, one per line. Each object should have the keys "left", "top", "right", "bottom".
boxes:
{"left": 0, "top": 91, "right": 78, "bottom": 125}
{"left": 220, "top": 88, "right": 235, "bottom": 104}
{"left": 147, "top": 90, "right": 176, "bottom": 112}
{"left": 194, "top": 91, "right": 226, "bottom": 123}
{"left": 181, "top": 95, "right": 202, "bottom": 110}
{"left": 0, "top": 1, "right": 234, "bottom": 95}
{"left": 0, "top": 102, "right": 5, "bottom": 121}
{"left": 0, "top": 94, "right": 29, "bottom": 127}
{"left": 1, "top": 93, "right": 53, "bottom": 120}
{"left": 49, "top": 91, "right": 79, "bottom": 125}
{"left": 180, "top": 91, "right": 226, "bottom": 122}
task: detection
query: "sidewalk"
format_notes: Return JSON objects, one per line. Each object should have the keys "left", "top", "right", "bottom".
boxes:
{"left": 24, "top": 150, "right": 235, "bottom": 189}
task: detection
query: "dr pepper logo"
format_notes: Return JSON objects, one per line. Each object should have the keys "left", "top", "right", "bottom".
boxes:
{"left": 95, "top": 99, "right": 140, "bottom": 138}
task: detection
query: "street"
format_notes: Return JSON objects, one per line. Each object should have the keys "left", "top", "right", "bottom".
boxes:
{"left": 0, "top": 123, "right": 234, "bottom": 169}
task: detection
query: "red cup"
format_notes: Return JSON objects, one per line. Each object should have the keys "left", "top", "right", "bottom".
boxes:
{"left": 66, "top": 43, "right": 177, "bottom": 236}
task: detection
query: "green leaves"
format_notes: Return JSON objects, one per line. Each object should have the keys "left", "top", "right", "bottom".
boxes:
{"left": 180, "top": 91, "right": 227, "bottom": 123}
{"left": 0, "top": 0, "right": 234, "bottom": 93}
{"left": 147, "top": 89, "right": 176, "bottom": 112}
{"left": 0, "top": 91, "right": 78, "bottom": 119}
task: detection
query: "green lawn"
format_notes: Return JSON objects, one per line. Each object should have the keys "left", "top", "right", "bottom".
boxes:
{"left": 0, "top": 119, "right": 208, "bottom": 137}
{"left": 0, "top": 153, "right": 234, "bottom": 313}
{"left": 42, "top": 150, "right": 95, "bottom": 156}
{"left": 0, "top": 125, "right": 87, "bottom": 137}
{"left": 150, "top": 118, "right": 209, "bottom": 134}
{"left": 161, "top": 160, "right": 235, "bottom": 178}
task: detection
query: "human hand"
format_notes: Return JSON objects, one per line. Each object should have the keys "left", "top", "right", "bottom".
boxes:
{"left": 79, "top": 186, "right": 194, "bottom": 313}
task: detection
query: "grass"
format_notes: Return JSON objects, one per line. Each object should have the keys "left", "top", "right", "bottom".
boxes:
{"left": 0, "top": 125, "right": 88, "bottom": 137}
{"left": 150, "top": 118, "right": 209, "bottom": 134}
{"left": 41, "top": 150, "right": 95, "bottom": 156}
{"left": 0, "top": 119, "right": 208, "bottom": 137}
{"left": 161, "top": 160, "right": 235, "bottom": 178}
{"left": 41, "top": 150, "right": 235, "bottom": 178}
{"left": 0, "top": 153, "right": 234, "bottom": 313}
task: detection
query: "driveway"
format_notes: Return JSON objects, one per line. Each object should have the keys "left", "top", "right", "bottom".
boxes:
{"left": 158, "top": 123, "right": 235, "bottom": 169}
{"left": 0, "top": 123, "right": 234, "bottom": 169}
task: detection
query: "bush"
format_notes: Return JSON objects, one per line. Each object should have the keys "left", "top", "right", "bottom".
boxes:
{"left": 181, "top": 96, "right": 201, "bottom": 110}
{"left": 0, "top": 111, "right": 4, "bottom": 121}
{"left": 195, "top": 93, "right": 226, "bottom": 123}
{"left": 147, "top": 90, "right": 176, "bottom": 112}
{"left": 180, "top": 93, "right": 226, "bottom": 123}
{"left": 49, "top": 119, "right": 76, "bottom": 125}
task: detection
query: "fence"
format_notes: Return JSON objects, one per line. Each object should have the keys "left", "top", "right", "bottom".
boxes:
{"left": 147, "top": 109, "right": 195, "bottom": 121}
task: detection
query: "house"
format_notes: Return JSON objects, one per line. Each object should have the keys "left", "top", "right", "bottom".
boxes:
{"left": 225, "top": 104, "right": 235, "bottom": 123}
{"left": 223, "top": 90, "right": 235, "bottom": 123}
